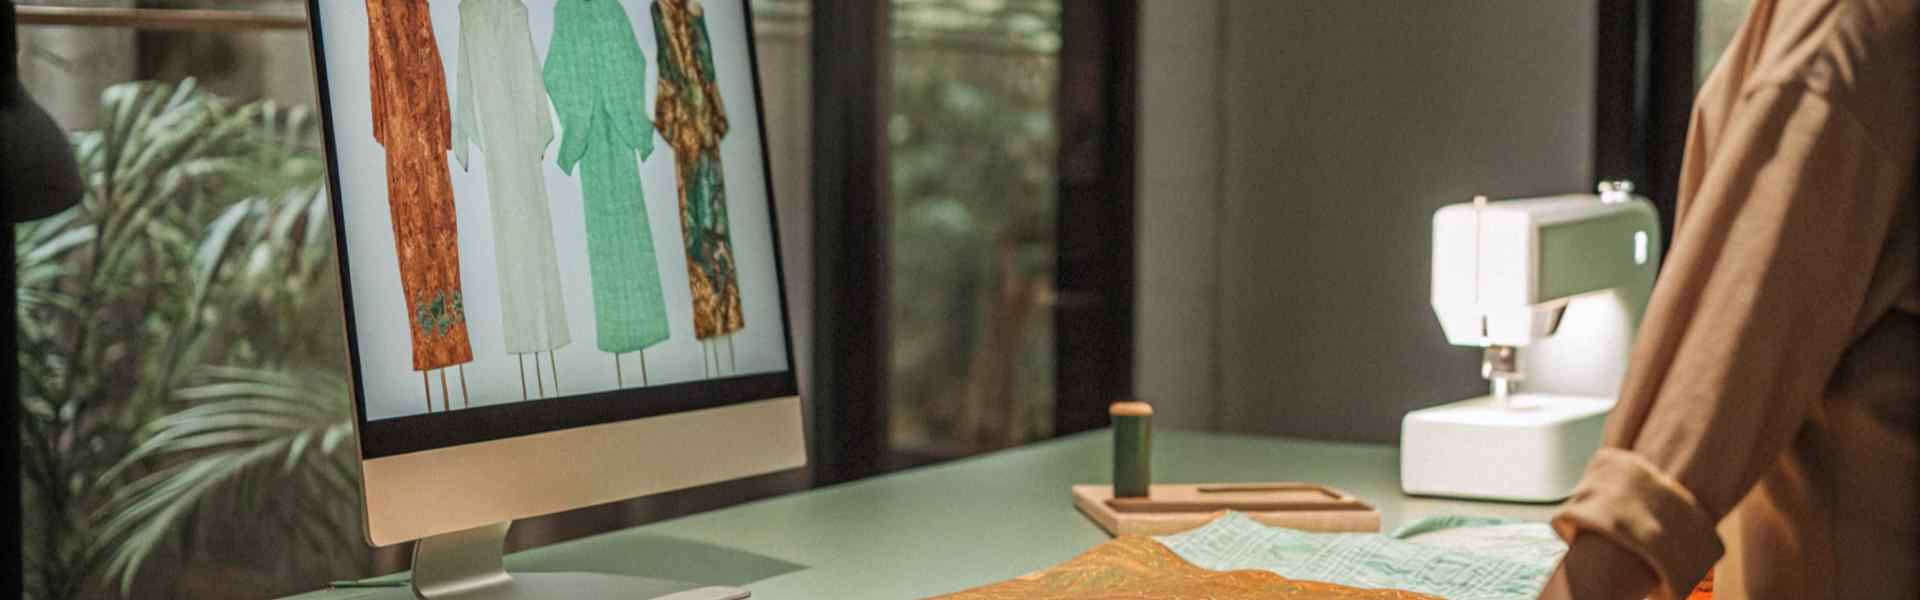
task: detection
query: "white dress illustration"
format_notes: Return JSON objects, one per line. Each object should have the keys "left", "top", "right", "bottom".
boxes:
{"left": 451, "top": 0, "right": 571, "bottom": 358}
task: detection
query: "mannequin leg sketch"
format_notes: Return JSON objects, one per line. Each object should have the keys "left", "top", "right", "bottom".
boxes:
{"left": 727, "top": 335, "right": 736, "bottom": 374}
{"left": 423, "top": 372, "right": 433, "bottom": 412}
{"left": 639, "top": 351, "right": 649, "bottom": 386}
{"left": 518, "top": 355, "right": 529, "bottom": 401}
{"left": 459, "top": 365, "right": 470, "bottom": 407}
{"left": 615, "top": 353, "right": 624, "bottom": 388}
{"left": 534, "top": 353, "right": 546, "bottom": 397}
{"left": 549, "top": 352, "right": 561, "bottom": 394}
{"left": 440, "top": 369, "right": 452, "bottom": 411}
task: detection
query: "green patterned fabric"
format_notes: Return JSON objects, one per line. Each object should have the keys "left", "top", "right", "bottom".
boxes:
{"left": 1390, "top": 516, "right": 1566, "bottom": 571}
{"left": 1158, "top": 513, "right": 1564, "bottom": 600}
{"left": 414, "top": 291, "right": 465, "bottom": 337}
{"left": 544, "top": 0, "right": 671, "bottom": 353}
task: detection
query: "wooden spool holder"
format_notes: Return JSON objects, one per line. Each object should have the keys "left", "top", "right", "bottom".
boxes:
{"left": 1072, "top": 482, "right": 1381, "bottom": 537}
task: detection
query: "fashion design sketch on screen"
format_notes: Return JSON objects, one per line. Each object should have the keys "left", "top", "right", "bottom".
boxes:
{"left": 546, "top": 0, "right": 672, "bottom": 386}
{"left": 653, "top": 0, "right": 744, "bottom": 374}
{"left": 366, "top": 0, "right": 473, "bottom": 410}
{"left": 453, "top": 0, "right": 572, "bottom": 401}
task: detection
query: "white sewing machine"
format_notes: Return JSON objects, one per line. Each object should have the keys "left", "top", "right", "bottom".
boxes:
{"left": 1401, "top": 182, "right": 1660, "bottom": 502}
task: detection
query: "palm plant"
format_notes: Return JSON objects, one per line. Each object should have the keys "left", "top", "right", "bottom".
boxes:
{"left": 16, "top": 79, "right": 359, "bottom": 600}
{"left": 93, "top": 366, "right": 358, "bottom": 595}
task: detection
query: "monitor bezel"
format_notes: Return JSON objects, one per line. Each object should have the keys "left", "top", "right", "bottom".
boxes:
{"left": 307, "top": 0, "right": 801, "bottom": 460}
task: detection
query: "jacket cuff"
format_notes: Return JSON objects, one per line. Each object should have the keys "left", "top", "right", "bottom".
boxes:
{"left": 1551, "top": 448, "right": 1724, "bottom": 600}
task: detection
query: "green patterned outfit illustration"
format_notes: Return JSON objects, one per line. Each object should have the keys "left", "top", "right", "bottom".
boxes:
{"left": 544, "top": 0, "right": 672, "bottom": 354}
{"left": 654, "top": 0, "right": 745, "bottom": 340}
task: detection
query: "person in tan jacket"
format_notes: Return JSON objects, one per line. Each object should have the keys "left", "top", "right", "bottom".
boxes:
{"left": 1537, "top": 1, "right": 1917, "bottom": 599}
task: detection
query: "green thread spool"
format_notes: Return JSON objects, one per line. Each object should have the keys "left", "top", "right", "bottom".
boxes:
{"left": 1111, "top": 401, "right": 1153, "bottom": 497}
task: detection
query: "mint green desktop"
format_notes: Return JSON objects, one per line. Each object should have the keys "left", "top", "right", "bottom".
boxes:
{"left": 288, "top": 431, "right": 1555, "bottom": 600}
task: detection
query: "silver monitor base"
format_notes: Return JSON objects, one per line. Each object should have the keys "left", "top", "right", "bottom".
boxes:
{"left": 356, "top": 522, "right": 750, "bottom": 600}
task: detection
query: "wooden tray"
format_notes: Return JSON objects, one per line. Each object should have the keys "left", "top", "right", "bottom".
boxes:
{"left": 1072, "top": 483, "right": 1381, "bottom": 537}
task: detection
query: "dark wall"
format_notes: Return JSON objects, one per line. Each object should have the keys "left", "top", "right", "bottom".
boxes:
{"left": 1212, "top": 0, "right": 1597, "bottom": 442}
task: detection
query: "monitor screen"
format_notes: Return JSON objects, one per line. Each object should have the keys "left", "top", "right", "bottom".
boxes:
{"left": 311, "top": 0, "right": 795, "bottom": 458}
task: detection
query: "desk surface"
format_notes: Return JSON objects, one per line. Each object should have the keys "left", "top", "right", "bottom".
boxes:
{"left": 290, "top": 430, "right": 1558, "bottom": 599}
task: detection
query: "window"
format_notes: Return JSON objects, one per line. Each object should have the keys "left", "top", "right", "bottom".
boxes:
{"left": 804, "top": 0, "right": 1132, "bottom": 483}
{"left": 12, "top": 3, "right": 813, "bottom": 598}
{"left": 14, "top": 0, "right": 1138, "bottom": 593}
{"left": 886, "top": 0, "right": 1062, "bottom": 463}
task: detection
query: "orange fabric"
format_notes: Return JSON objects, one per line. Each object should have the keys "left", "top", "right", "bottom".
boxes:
{"left": 934, "top": 536, "right": 1439, "bottom": 600}
{"left": 366, "top": 0, "right": 472, "bottom": 371}
{"left": 1546, "top": 1, "right": 1918, "bottom": 599}
{"left": 1685, "top": 570, "right": 1713, "bottom": 600}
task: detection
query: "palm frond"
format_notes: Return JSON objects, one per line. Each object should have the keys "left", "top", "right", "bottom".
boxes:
{"left": 91, "top": 366, "right": 356, "bottom": 596}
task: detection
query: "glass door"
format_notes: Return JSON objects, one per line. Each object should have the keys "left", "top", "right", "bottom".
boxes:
{"left": 803, "top": 0, "right": 1136, "bottom": 481}
{"left": 885, "top": 0, "right": 1063, "bottom": 464}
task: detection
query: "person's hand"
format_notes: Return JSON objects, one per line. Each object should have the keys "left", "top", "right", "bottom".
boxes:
{"left": 1539, "top": 534, "right": 1660, "bottom": 600}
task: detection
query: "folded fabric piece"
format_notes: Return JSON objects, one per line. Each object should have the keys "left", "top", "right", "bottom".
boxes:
{"left": 1398, "top": 516, "right": 1719, "bottom": 597}
{"left": 1400, "top": 516, "right": 1718, "bottom": 598}
{"left": 1159, "top": 513, "right": 1558, "bottom": 600}
{"left": 1389, "top": 515, "right": 1568, "bottom": 571}
{"left": 935, "top": 535, "right": 1439, "bottom": 599}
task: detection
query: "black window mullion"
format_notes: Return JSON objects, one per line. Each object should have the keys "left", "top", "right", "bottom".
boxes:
{"left": 1053, "top": 0, "right": 1138, "bottom": 437}
{"left": 808, "top": 0, "right": 891, "bottom": 485}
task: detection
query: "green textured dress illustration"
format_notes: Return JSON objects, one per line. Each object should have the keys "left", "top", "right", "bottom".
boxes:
{"left": 544, "top": 0, "right": 672, "bottom": 356}
{"left": 654, "top": 0, "right": 745, "bottom": 341}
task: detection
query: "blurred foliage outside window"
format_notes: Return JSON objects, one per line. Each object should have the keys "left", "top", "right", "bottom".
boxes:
{"left": 884, "top": 0, "right": 1061, "bottom": 462}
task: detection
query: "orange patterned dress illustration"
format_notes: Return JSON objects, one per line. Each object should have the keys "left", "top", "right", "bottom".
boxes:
{"left": 367, "top": 0, "right": 473, "bottom": 372}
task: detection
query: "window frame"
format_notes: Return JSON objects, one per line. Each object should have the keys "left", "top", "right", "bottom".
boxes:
{"left": 806, "top": 0, "right": 1140, "bottom": 484}
{"left": 1594, "top": 0, "right": 1696, "bottom": 252}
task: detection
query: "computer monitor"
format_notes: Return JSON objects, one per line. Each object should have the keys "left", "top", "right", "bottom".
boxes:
{"left": 305, "top": 1, "right": 805, "bottom": 598}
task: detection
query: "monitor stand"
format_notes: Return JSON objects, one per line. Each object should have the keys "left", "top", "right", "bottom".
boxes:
{"left": 355, "top": 522, "right": 750, "bottom": 600}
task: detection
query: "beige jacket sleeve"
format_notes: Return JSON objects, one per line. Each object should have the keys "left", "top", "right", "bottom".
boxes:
{"left": 1549, "top": 82, "right": 1911, "bottom": 600}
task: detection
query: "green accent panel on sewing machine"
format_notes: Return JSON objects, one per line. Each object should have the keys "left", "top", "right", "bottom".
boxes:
{"left": 284, "top": 430, "right": 1559, "bottom": 600}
